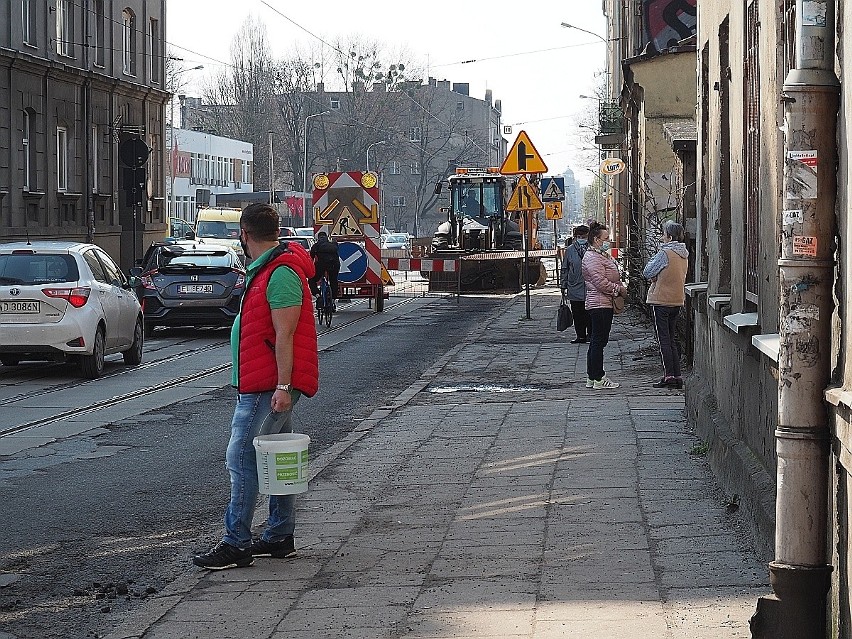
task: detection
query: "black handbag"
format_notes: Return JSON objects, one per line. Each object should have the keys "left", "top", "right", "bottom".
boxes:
{"left": 557, "top": 295, "right": 574, "bottom": 331}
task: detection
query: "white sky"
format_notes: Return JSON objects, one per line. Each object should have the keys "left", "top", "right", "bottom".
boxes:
{"left": 167, "top": 1, "right": 607, "bottom": 185}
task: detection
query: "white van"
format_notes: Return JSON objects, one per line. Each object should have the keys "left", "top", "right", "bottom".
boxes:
{"left": 192, "top": 208, "right": 244, "bottom": 260}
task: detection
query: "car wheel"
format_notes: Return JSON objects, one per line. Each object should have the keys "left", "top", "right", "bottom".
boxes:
{"left": 81, "top": 327, "right": 106, "bottom": 379}
{"left": 123, "top": 317, "right": 144, "bottom": 365}
{"left": 0, "top": 356, "right": 20, "bottom": 367}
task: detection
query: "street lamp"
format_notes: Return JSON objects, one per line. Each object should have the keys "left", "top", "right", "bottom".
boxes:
{"left": 366, "top": 140, "right": 387, "bottom": 173}
{"left": 302, "top": 110, "right": 331, "bottom": 227}
{"left": 168, "top": 63, "right": 203, "bottom": 221}
{"left": 561, "top": 22, "right": 611, "bottom": 98}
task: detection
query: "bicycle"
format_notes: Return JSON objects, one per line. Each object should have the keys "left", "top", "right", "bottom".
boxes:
{"left": 316, "top": 274, "right": 334, "bottom": 328}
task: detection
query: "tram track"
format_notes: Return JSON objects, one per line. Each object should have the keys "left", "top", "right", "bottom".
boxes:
{"left": 0, "top": 297, "right": 419, "bottom": 441}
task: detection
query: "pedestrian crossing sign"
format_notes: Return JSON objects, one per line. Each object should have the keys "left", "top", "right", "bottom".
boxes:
{"left": 540, "top": 177, "right": 565, "bottom": 202}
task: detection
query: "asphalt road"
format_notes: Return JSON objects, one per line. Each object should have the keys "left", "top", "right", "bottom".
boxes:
{"left": 0, "top": 294, "right": 504, "bottom": 639}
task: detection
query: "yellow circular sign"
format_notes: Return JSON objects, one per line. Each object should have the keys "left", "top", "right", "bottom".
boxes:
{"left": 361, "top": 172, "right": 378, "bottom": 189}
{"left": 313, "top": 174, "right": 330, "bottom": 190}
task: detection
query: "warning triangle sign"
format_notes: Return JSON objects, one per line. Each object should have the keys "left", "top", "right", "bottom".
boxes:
{"left": 500, "top": 130, "right": 548, "bottom": 175}
{"left": 331, "top": 207, "right": 363, "bottom": 236}
{"left": 506, "top": 175, "right": 543, "bottom": 212}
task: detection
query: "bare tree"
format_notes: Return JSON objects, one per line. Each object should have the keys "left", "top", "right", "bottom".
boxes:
{"left": 199, "top": 17, "right": 278, "bottom": 190}
{"left": 396, "top": 84, "right": 487, "bottom": 237}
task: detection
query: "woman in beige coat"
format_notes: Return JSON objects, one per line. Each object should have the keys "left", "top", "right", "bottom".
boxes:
{"left": 643, "top": 221, "right": 689, "bottom": 389}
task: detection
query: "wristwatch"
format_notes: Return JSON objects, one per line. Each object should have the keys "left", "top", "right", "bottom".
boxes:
{"left": 275, "top": 384, "right": 292, "bottom": 392}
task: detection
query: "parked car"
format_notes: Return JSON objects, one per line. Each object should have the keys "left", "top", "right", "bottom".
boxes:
{"left": 281, "top": 236, "right": 314, "bottom": 251}
{"left": 295, "top": 227, "right": 315, "bottom": 237}
{"left": 0, "top": 241, "right": 143, "bottom": 378}
{"left": 130, "top": 242, "right": 245, "bottom": 336}
{"left": 279, "top": 226, "right": 296, "bottom": 237}
{"left": 382, "top": 233, "right": 411, "bottom": 251}
{"left": 168, "top": 217, "right": 195, "bottom": 241}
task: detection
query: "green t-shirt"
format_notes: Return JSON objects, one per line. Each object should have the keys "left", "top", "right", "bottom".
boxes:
{"left": 231, "top": 247, "right": 303, "bottom": 386}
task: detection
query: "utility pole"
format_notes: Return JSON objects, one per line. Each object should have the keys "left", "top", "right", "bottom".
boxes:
{"left": 751, "top": 1, "right": 838, "bottom": 637}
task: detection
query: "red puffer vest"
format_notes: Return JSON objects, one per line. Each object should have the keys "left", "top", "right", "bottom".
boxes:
{"left": 238, "top": 243, "right": 318, "bottom": 396}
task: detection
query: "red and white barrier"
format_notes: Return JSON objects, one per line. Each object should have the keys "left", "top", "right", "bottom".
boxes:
{"left": 384, "top": 258, "right": 458, "bottom": 273}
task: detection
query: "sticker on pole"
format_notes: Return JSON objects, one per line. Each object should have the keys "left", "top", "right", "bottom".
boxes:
{"left": 792, "top": 235, "right": 817, "bottom": 257}
{"left": 786, "top": 150, "right": 818, "bottom": 199}
{"left": 599, "top": 158, "right": 626, "bottom": 175}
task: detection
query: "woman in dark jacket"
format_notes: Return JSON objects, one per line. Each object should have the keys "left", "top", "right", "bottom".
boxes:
{"left": 560, "top": 225, "right": 590, "bottom": 343}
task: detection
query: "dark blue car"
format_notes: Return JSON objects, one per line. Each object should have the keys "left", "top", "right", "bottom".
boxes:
{"left": 130, "top": 241, "right": 245, "bottom": 337}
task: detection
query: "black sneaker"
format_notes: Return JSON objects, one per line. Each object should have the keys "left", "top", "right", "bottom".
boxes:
{"left": 192, "top": 541, "right": 254, "bottom": 570}
{"left": 250, "top": 535, "right": 296, "bottom": 558}
{"left": 570, "top": 337, "right": 587, "bottom": 344}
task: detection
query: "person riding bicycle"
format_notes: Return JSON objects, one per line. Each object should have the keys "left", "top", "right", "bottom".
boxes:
{"left": 308, "top": 231, "right": 340, "bottom": 305}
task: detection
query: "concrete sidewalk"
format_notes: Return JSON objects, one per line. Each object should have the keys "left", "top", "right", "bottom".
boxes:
{"left": 107, "top": 288, "right": 768, "bottom": 639}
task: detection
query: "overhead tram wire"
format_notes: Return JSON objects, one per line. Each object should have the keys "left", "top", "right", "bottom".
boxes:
{"left": 62, "top": 0, "right": 234, "bottom": 70}
{"left": 430, "top": 41, "right": 606, "bottom": 68}
{"left": 259, "top": 0, "right": 346, "bottom": 57}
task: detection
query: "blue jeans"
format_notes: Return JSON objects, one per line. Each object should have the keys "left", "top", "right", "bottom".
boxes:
{"left": 223, "top": 391, "right": 300, "bottom": 548}
{"left": 586, "top": 307, "right": 614, "bottom": 381}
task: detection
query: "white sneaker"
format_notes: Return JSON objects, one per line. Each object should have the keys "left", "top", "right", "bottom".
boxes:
{"left": 585, "top": 378, "right": 594, "bottom": 388}
{"left": 593, "top": 376, "right": 620, "bottom": 390}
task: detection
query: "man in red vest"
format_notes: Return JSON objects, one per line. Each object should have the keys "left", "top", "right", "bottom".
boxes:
{"left": 194, "top": 203, "right": 319, "bottom": 570}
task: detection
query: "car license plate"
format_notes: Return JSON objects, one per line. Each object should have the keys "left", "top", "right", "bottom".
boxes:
{"left": 1, "top": 301, "right": 40, "bottom": 313}
{"left": 178, "top": 284, "right": 214, "bottom": 294}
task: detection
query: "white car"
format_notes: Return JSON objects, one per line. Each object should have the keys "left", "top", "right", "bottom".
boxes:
{"left": 0, "top": 241, "right": 143, "bottom": 378}
{"left": 382, "top": 234, "right": 411, "bottom": 250}
{"left": 295, "top": 227, "right": 315, "bottom": 237}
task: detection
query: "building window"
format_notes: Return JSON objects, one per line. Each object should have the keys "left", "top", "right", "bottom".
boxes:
{"left": 94, "top": 0, "right": 105, "bottom": 66}
{"left": 122, "top": 8, "right": 136, "bottom": 75}
{"left": 23, "top": 110, "right": 34, "bottom": 191}
{"left": 22, "top": 0, "right": 36, "bottom": 45}
{"left": 391, "top": 196, "right": 406, "bottom": 207}
{"left": 389, "top": 161, "right": 400, "bottom": 175}
{"left": 456, "top": 101, "right": 464, "bottom": 111}
{"left": 330, "top": 98, "right": 340, "bottom": 110}
{"left": 56, "top": 0, "right": 73, "bottom": 57}
{"left": 149, "top": 18, "right": 161, "bottom": 83}
{"left": 744, "top": 1, "right": 760, "bottom": 302}
{"left": 410, "top": 161, "right": 420, "bottom": 175}
{"left": 57, "top": 127, "right": 68, "bottom": 192}
{"left": 91, "top": 125, "right": 99, "bottom": 192}
{"left": 409, "top": 127, "right": 421, "bottom": 142}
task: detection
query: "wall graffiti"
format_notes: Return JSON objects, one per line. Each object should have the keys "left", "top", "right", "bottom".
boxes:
{"left": 644, "top": 0, "right": 698, "bottom": 52}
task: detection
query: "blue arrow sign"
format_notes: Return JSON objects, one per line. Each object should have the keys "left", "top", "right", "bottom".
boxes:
{"left": 336, "top": 242, "right": 368, "bottom": 283}
{"left": 540, "top": 177, "right": 565, "bottom": 202}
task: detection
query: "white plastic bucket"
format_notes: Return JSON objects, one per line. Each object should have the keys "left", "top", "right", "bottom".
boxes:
{"left": 253, "top": 433, "right": 310, "bottom": 495}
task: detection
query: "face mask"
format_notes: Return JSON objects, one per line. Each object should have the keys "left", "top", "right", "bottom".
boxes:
{"left": 240, "top": 234, "right": 251, "bottom": 262}
{"left": 600, "top": 241, "right": 611, "bottom": 252}
{"left": 575, "top": 238, "right": 588, "bottom": 245}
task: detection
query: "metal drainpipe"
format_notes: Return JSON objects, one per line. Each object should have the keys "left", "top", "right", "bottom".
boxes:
{"left": 750, "top": 1, "right": 838, "bottom": 637}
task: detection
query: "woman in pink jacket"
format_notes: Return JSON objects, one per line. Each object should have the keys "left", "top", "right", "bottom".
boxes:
{"left": 581, "top": 221, "right": 627, "bottom": 389}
